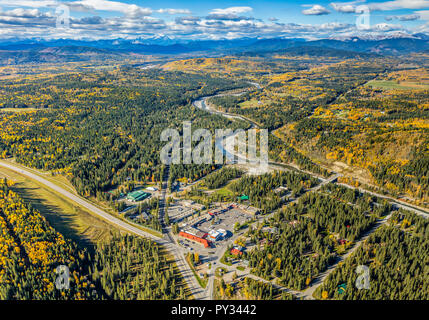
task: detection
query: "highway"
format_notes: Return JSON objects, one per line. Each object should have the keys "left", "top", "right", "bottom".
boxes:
{"left": 2, "top": 82, "right": 427, "bottom": 301}
{"left": 0, "top": 160, "right": 206, "bottom": 300}
{"left": 192, "top": 83, "right": 429, "bottom": 300}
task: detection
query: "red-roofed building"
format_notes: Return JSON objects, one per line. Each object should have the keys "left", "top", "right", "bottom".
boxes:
{"left": 230, "top": 246, "right": 245, "bottom": 256}
{"left": 179, "top": 231, "right": 211, "bottom": 248}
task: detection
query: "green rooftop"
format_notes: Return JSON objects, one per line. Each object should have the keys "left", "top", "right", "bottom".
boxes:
{"left": 127, "top": 190, "right": 150, "bottom": 202}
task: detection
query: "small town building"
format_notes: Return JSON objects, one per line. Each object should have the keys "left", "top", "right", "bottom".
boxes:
{"left": 217, "top": 229, "right": 227, "bottom": 238}
{"left": 208, "top": 230, "right": 221, "bottom": 241}
{"left": 179, "top": 231, "right": 211, "bottom": 248}
{"left": 231, "top": 246, "right": 245, "bottom": 256}
{"left": 239, "top": 194, "right": 249, "bottom": 201}
{"left": 126, "top": 190, "right": 150, "bottom": 202}
{"left": 238, "top": 204, "right": 260, "bottom": 216}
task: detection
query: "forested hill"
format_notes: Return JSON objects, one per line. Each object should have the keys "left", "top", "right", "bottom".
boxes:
{"left": 0, "top": 67, "right": 248, "bottom": 197}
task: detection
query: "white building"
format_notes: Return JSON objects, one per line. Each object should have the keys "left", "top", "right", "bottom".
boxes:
{"left": 208, "top": 230, "right": 221, "bottom": 241}
{"left": 217, "top": 229, "right": 227, "bottom": 238}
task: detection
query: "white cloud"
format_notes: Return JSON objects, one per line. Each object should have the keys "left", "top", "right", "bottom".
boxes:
{"left": 332, "top": 0, "right": 429, "bottom": 13}
{"left": 415, "top": 10, "right": 429, "bottom": 20}
{"left": 372, "top": 22, "right": 402, "bottom": 31}
{"left": 385, "top": 14, "right": 420, "bottom": 21}
{"left": 0, "top": 1, "right": 425, "bottom": 41}
{"left": 330, "top": 1, "right": 366, "bottom": 13}
{"left": 157, "top": 8, "right": 191, "bottom": 15}
{"left": 302, "top": 5, "right": 331, "bottom": 15}
{"left": 68, "top": 0, "right": 152, "bottom": 16}
{"left": 0, "top": 0, "right": 57, "bottom": 8}
{"left": 210, "top": 6, "right": 253, "bottom": 15}
{"left": 369, "top": 0, "right": 429, "bottom": 11}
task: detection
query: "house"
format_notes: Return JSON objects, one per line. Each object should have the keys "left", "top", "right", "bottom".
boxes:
{"left": 262, "top": 226, "right": 278, "bottom": 234}
{"left": 182, "top": 200, "right": 205, "bottom": 211}
{"left": 239, "top": 194, "right": 249, "bottom": 201}
{"left": 274, "top": 186, "right": 288, "bottom": 194}
{"left": 129, "top": 211, "right": 150, "bottom": 221}
{"left": 187, "top": 227, "right": 208, "bottom": 239}
{"left": 230, "top": 246, "right": 245, "bottom": 256}
{"left": 289, "top": 220, "right": 300, "bottom": 227}
{"left": 145, "top": 186, "right": 157, "bottom": 192}
{"left": 139, "top": 211, "right": 150, "bottom": 220}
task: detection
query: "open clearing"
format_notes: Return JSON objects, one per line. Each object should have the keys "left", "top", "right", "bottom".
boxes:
{"left": 0, "top": 166, "right": 117, "bottom": 247}
{"left": 365, "top": 80, "right": 429, "bottom": 90}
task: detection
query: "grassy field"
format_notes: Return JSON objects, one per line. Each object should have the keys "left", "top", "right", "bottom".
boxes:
{"left": 0, "top": 166, "right": 118, "bottom": 247}
{"left": 0, "top": 158, "right": 77, "bottom": 194}
{"left": 365, "top": 80, "right": 429, "bottom": 90}
{"left": 239, "top": 99, "right": 262, "bottom": 109}
{"left": 214, "top": 186, "right": 234, "bottom": 197}
{"left": 0, "top": 107, "right": 39, "bottom": 113}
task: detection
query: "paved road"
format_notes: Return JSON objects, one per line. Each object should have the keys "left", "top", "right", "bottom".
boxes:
{"left": 0, "top": 161, "right": 163, "bottom": 241}
{"left": 0, "top": 160, "right": 206, "bottom": 300}
{"left": 193, "top": 82, "right": 429, "bottom": 300}
{"left": 158, "top": 164, "right": 209, "bottom": 300}
{"left": 299, "top": 213, "right": 393, "bottom": 300}
{"left": 338, "top": 183, "right": 429, "bottom": 218}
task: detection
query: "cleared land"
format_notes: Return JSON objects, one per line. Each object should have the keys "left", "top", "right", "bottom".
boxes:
{"left": 365, "top": 80, "right": 429, "bottom": 90}
{"left": 0, "top": 165, "right": 117, "bottom": 247}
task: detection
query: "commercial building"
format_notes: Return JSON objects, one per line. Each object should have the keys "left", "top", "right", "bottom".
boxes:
{"left": 179, "top": 231, "right": 211, "bottom": 248}
{"left": 126, "top": 190, "right": 150, "bottom": 202}
{"left": 180, "top": 200, "right": 206, "bottom": 211}
{"left": 208, "top": 208, "right": 223, "bottom": 216}
{"left": 208, "top": 230, "right": 221, "bottom": 241}
{"left": 238, "top": 204, "right": 260, "bottom": 216}
{"left": 217, "top": 229, "right": 227, "bottom": 238}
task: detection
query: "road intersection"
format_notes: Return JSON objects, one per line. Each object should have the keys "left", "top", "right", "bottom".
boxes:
{"left": 1, "top": 82, "right": 428, "bottom": 300}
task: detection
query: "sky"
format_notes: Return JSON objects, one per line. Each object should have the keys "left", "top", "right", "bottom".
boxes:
{"left": 1, "top": 0, "right": 429, "bottom": 41}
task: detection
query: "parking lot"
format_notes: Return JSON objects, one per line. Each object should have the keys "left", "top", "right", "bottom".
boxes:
{"left": 168, "top": 203, "right": 195, "bottom": 224}
{"left": 200, "top": 208, "right": 251, "bottom": 234}
{"left": 177, "top": 206, "right": 253, "bottom": 255}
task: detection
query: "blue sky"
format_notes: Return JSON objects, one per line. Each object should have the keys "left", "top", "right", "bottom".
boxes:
{"left": 1, "top": 0, "right": 429, "bottom": 40}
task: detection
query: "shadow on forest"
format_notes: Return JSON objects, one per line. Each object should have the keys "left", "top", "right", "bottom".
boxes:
{"left": 11, "top": 183, "right": 95, "bottom": 250}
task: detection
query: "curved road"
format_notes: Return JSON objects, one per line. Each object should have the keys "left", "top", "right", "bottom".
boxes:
{"left": 192, "top": 82, "right": 429, "bottom": 300}
{"left": 0, "top": 160, "right": 207, "bottom": 300}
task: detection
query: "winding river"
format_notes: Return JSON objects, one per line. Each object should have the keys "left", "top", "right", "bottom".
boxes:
{"left": 192, "top": 82, "right": 263, "bottom": 166}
